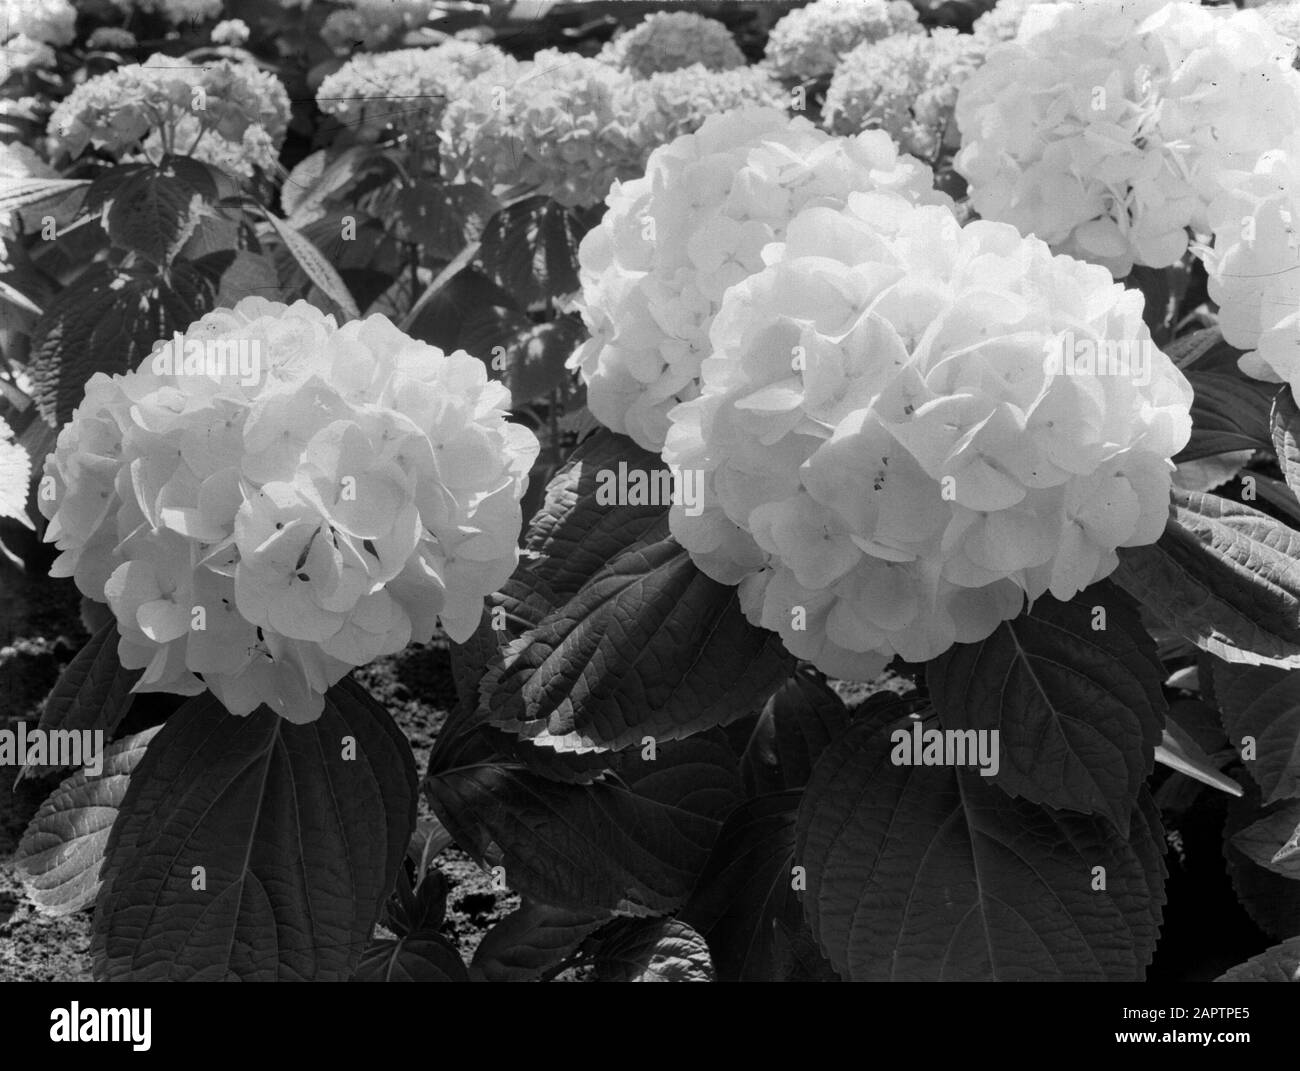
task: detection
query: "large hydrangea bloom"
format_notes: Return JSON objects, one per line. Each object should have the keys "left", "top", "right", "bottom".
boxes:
{"left": 825, "top": 28, "right": 984, "bottom": 161}
{"left": 317, "top": 42, "right": 510, "bottom": 145}
{"left": 320, "top": 0, "right": 434, "bottom": 52}
{"left": 969, "top": 0, "right": 1039, "bottom": 47}
{"left": 663, "top": 196, "right": 1193, "bottom": 678}
{"left": 630, "top": 65, "right": 787, "bottom": 151}
{"left": 48, "top": 54, "right": 290, "bottom": 177}
{"left": 1199, "top": 137, "right": 1300, "bottom": 394}
{"left": 1257, "top": 2, "right": 1300, "bottom": 66}
{"left": 599, "top": 10, "right": 745, "bottom": 78}
{"left": 763, "top": 0, "right": 921, "bottom": 82}
{"left": 0, "top": 0, "right": 75, "bottom": 45}
{"left": 439, "top": 50, "right": 645, "bottom": 208}
{"left": 39, "top": 298, "right": 539, "bottom": 723}
{"left": 570, "top": 108, "right": 949, "bottom": 452}
{"left": 955, "top": 0, "right": 1300, "bottom": 278}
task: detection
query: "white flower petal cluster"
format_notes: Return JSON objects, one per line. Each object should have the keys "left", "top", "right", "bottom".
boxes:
{"left": 599, "top": 10, "right": 745, "bottom": 78}
{"left": 969, "top": 0, "right": 1039, "bottom": 47}
{"left": 317, "top": 41, "right": 510, "bottom": 144}
{"left": 955, "top": 0, "right": 1300, "bottom": 278}
{"left": 0, "top": 35, "right": 55, "bottom": 82}
{"left": 825, "top": 28, "right": 984, "bottom": 161}
{"left": 1199, "top": 137, "right": 1300, "bottom": 393}
{"left": 763, "top": 0, "right": 921, "bottom": 82}
{"left": 0, "top": 0, "right": 74, "bottom": 45}
{"left": 0, "top": 415, "right": 32, "bottom": 531}
{"left": 38, "top": 298, "right": 539, "bottom": 723}
{"left": 570, "top": 108, "right": 949, "bottom": 452}
{"left": 210, "top": 18, "right": 250, "bottom": 46}
{"left": 439, "top": 49, "right": 646, "bottom": 208}
{"left": 47, "top": 54, "right": 290, "bottom": 177}
{"left": 85, "top": 27, "right": 138, "bottom": 51}
{"left": 1257, "top": 2, "right": 1300, "bottom": 65}
{"left": 320, "top": 0, "right": 434, "bottom": 52}
{"left": 110, "top": 0, "right": 223, "bottom": 23}
{"left": 663, "top": 196, "right": 1194, "bottom": 678}
{"left": 629, "top": 64, "right": 787, "bottom": 152}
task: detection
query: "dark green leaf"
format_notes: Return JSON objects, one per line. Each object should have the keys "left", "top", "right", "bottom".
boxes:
{"left": 1273, "top": 387, "right": 1300, "bottom": 499}
{"left": 92, "top": 680, "right": 417, "bottom": 981}
{"left": 741, "top": 668, "right": 850, "bottom": 796}
{"left": 593, "top": 917, "right": 714, "bottom": 982}
{"left": 352, "top": 935, "right": 468, "bottom": 981}
{"left": 1216, "top": 938, "right": 1300, "bottom": 981}
{"left": 1211, "top": 661, "right": 1300, "bottom": 805}
{"left": 470, "top": 900, "right": 607, "bottom": 982}
{"left": 1176, "top": 367, "right": 1279, "bottom": 463}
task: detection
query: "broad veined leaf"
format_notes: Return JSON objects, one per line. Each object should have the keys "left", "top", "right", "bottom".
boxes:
{"left": 470, "top": 900, "right": 607, "bottom": 982}
{"left": 92, "top": 680, "right": 417, "bottom": 981}
{"left": 191, "top": 249, "right": 283, "bottom": 308}
{"left": 1231, "top": 798, "right": 1300, "bottom": 880}
{"left": 14, "top": 619, "right": 142, "bottom": 785}
{"left": 522, "top": 428, "right": 670, "bottom": 599}
{"left": 478, "top": 194, "right": 592, "bottom": 306}
{"left": 104, "top": 160, "right": 210, "bottom": 266}
{"left": 282, "top": 146, "right": 373, "bottom": 228}
{"left": 1112, "top": 490, "right": 1300, "bottom": 668}
{"left": 1216, "top": 937, "right": 1300, "bottom": 981}
{"left": 1177, "top": 366, "right": 1279, "bottom": 462}
{"left": 1224, "top": 777, "right": 1300, "bottom": 940}
{"left": 740, "top": 667, "right": 851, "bottom": 796}
{"left": 1211, "top": 661, "right": 1300, "bottom": 804}
{"left": 795, "top": 715, "right": 1167, "bottom": 981}
{"left": 262, "top": 209, "right": 360, "bottom": 320}
{"left": 12, "top": 727, "right": 159, "bottom": 917}
{"left": 927, "top": 582, "right": 1166, "bottom": 835}
{"left": 483, "top": 517, "right": 793, "bottom": 755}
{"left": 593, "top": 917, "right": 715, "bottom": 982}
{"left": 0, "top": 176, "right": 89, "bottom": 217}
{"left": 425, "top": 735, "right": 739, "bottom": 914}
{"left": 679, "top": 790, "right": 834, "bottom": 982}
{"left": 1273, "top": 387, "right": 1300, "bottom": 499}
{"left": 403, "top": 264, "right": 529, "bottom": 364}
{"left": 29, "top": 262, "right": 211, "bottom": 427}
{"left": 352, "top": 935, "right": 468, "bottom": 982}
{"left": 499, "top": 312, "right": 586, "bottom": 405}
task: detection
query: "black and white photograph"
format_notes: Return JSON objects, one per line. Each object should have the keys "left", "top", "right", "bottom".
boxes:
{"left": 0, "top": 0, "right": 1296, "bottom": 1043}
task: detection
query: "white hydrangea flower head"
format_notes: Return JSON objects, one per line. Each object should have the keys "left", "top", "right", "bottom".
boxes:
{"left": 0, "top": 415, "right": 32, "bottom": 531}
{"left": 320, "top": 0, "right": 434, "bottom": 52}
{"left": 86, "top": 26, "right": 138, "bottom": 51}
{"left": 628, "top": 64, "right": 787, "bottom": 150}
{"left": 317, "top": 42, "right": 510, "bottom": 145}
{"left": 0, "top": 0, "right": 73, "bottom": 44}
{"left": 763, "top": 0, "right": 922, "bottom": 82}
{"left": 110, "top": 0, "right": 223, "bottom": 23}
{"left": 599, "top": 10, "right": 745, "bottom": 78}
{"left": 0, "top": 34, "right": 54, "bottom": 83}
{"left": 969, "top": 0, "right": 1039, "bottom": 47}
{"left": 955, "top": 0, "right": 1300, "bottom": 278}
{"left": 662, "top": 196, "right": 1194, "bottom": 677}
{"left": 210, "top": 18, "right": 250, "bottom": 46}
{"left": 569, "top": 107, "right": 951, "bottom": 453}
{"left": 39, "top": 297, "right": 540, "bottom": 723}
{"left": 1199, "top": 135, "right": 1300, "bottom": 394}
{"left": 439, "top": 49, "right": 646, "bottom": 208}
{"left": 825, "top": 28, "right": 984, "bottom": 161}
{"left": 47, "top": 54, "right": 291, "bottom": 177}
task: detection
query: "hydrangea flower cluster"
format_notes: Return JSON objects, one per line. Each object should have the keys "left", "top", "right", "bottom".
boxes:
{"left": 320, "top": 0, "right": 434, "bottom": 52}
{"left": 598, "top": 10, "right": 745, "bottom": 78}
{"left": 969, "top": 0, "right": 1038, "bottom": 48}
{"left": 317, "top": 41, "right": 510, "bottom": 145}
{"left": 0, "top": 34, "right": 55, "bottom": 83}
{"left": 0, "top": 415, "right": 32, "bottom": 532}
{"left": 955, "top": 0, "right": 1300, "bottom": 278}
{"left": 47, "top": 54, "right": 290, "bottom": 177}
{"left": 85, "top": 26, "right": 138, "bottom": 51}
{"left": 110, "top": 0, "right": 223, "bottom": 23}
{"left": 662, "top": 197, "right": 1195, "bottom": 677}
{"left": 0, "top": 0, "right": 74, "bottom": 45}
{"left": 570, "top": 108, "right": 949, "bottom": 451}
{"left": 630, "top": 65, "right": 787, "bottom": 153}
{"left": 38, "top": 298, "right": 539, "bottom": 723}
{"left": 210, "top": 18, "right": 251, "bottom": 47}
{"left": 825, "top": 28, "right": 984, "bottom": 161}
{"left": 1198, "top": 137, "right": 1300, "bottom": 395}
{"left": 439, "top": 50, "right": 643, "bottom": 208}
{"left": 763, "top": 0, "right": 921, "bottom": 82}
